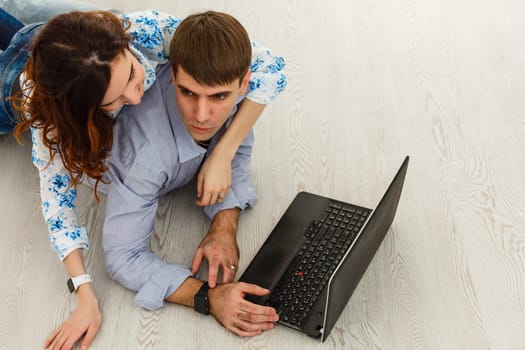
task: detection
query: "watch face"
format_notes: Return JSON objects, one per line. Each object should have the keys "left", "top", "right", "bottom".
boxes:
{"left": 194, "top": 295, "right": 209, "bottom": 315}
{"left": 67, "top": 279, "right": 75, "bottom": 293}
{"left": 194, "top": 282, "right": 210, "bottom": 315}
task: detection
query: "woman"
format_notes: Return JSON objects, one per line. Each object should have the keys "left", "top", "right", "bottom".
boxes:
{"left": 0, "top": 7, "right": 286, "bottom": 350}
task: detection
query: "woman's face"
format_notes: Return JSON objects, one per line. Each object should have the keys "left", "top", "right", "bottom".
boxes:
{"left": 100, "top": 49, "right": 145, "bottom": 112}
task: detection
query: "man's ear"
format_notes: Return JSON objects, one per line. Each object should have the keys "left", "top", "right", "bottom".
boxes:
{"left": 239, "top": 70, "right": 251, "bottom": 95}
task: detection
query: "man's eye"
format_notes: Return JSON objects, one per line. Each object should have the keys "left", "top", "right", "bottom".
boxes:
{"left": 213, "top": 94, "right": 226, "bottom": 101}
{"left": 181, "top": 89, "right": 194, "bottom": 97}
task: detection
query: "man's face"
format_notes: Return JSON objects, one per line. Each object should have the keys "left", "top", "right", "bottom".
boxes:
{"left": 172, "top": 67, "right": 250, "bottom": 142}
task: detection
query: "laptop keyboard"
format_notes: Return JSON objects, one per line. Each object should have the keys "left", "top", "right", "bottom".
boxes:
{"left": 267, "top": 203, "right": 371, "bottom": 328}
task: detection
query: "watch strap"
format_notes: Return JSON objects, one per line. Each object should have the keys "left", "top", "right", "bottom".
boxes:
{"left": 194, "top": 281, "right": 210, "bottom": 315}
{"left": 67, "top": 274, "right": 92, "bottom": 293}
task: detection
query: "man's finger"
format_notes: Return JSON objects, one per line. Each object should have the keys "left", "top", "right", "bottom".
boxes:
{"left": 239, "top": 299, "right": 279, "bottom": 319}
{"left": 239, "top": 311, "right": 278, "bottom": 324}
{"left": 191, "top": 249, "right": 204, "bottom": 275}
{"left": 221, "top": 263, "right": 236, "bottom": 283}
{"left": 239, "top": 283, "right": 271, "bottom": 297}
{"left": 208, "top": 261, "right": 220, "bottom": 288}
{"left": 228, "top": 324, "right": 262, "bottom": 337}
{"left": 231, "top": 318, "right": 275, "bottom": 333}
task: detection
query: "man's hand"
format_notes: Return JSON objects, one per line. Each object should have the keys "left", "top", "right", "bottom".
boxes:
{"left": 44, "top": 285, "right": 101, "bottom": 350}
{"left": 196, "top": 151, "right": 232, "bottom": 207}
{"left": 192, "top": 209, "right": 240, "bottom": 287}
{"left": 209, "top": 282, "right": 279, "bottom": 337}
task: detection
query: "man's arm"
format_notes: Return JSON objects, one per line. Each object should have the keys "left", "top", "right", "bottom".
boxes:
{"left": 191, "top": 208, "right": 240, "bottom": 288}
{"left": 166, "top": 277, "right": 279, "bottom": 337}
{"left": 103, "top": 163, "right": 192, "bottom": 311}
{"left": 104, "top": 153, "right": 278, "bottom": 337}
{"left": 105, "top": 150, "right": 278, "bottom": 336}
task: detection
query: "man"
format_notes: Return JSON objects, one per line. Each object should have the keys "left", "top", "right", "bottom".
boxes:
{"left": 102, "top": 11, "right": 281, "bottom": 336}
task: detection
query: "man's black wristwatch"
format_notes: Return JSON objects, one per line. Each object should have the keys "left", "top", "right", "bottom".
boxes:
{"left": 194, "top": 282, "right": 210, "bottom": 315}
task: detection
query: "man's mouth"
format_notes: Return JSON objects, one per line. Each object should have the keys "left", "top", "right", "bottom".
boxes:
{"left": 192, "top": 125, "right": 210, "bottom": 134}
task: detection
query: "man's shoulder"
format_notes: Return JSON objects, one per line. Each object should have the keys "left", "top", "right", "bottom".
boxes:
{"left": 109, "top": 71, "right": 177, "bottom": 173}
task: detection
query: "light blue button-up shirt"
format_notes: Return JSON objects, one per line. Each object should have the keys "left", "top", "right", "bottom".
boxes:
{"left": 103, "top": 63, "right": 257, "bottom": 310}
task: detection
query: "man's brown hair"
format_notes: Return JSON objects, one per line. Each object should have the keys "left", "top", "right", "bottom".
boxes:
{"left": 169, "top": 11, "right": 252, "bottom": 86}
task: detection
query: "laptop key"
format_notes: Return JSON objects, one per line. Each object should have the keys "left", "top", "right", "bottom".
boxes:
{"left": 266, "top": 212, "right": 367, "bottom": 329}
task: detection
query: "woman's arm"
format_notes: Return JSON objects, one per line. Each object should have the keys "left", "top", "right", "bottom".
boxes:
{"left": 195, "top": 100, "right": 265, "bottom": 205}
{"left": 196, "top": 40, "right": 287, "bottom": 206}
{"left": 122, "top": 10, "right": 181, "bottom": 95}
{"left": 123, "top": 10, "right": 180, "bottom": 62}
{"left": 30, "top": 127, "right": 90, "bottom": 259}
{"left": 44, "top": 249, "right": 101, "bottom": 350}
{"left": 30, "top": 127, "right": 101, "bottom": 350}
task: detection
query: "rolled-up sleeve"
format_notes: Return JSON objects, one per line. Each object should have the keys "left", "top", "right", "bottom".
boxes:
{"left": 204, "top": 129, "right": 257, "bottom": 219}
{"left": 102, "top": 161, "right": 192, "bottom": 311}
{"left": 30, "top": 127, "right": 89, "bottom": 261}
{"left": 245, "top": 40, "right": 287, "bottom": 105}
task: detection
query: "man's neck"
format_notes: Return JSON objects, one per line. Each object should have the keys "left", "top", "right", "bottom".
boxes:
{"left": 195, "top": 138, "right": 212, "bottom": 149}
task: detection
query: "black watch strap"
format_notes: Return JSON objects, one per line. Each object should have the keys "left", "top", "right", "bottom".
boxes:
{"left": 194, "top": 282, "right": 210, "bottom": 315}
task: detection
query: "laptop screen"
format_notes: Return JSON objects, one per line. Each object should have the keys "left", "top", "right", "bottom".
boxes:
{"left": 322, "top": 156, "right": 409, "bottom": 341}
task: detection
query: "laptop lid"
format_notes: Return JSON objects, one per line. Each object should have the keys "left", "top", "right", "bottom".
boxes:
{"left": 319, "top": 156, "right": 409, "bottom": 340}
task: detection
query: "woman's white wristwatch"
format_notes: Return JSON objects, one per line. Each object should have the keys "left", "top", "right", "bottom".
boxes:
{"left": 67, "top": 274, "right": 92, "bottom": 293}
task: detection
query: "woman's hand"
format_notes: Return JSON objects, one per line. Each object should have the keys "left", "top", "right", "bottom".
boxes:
{"left": 44, "top": 285, "right": 102, "bottom": 350}
{"left": 195, "top": 99, "right": 266, "bottom": 207}
{"left": 196, "top": 151, "right": 232, "bottom": 207}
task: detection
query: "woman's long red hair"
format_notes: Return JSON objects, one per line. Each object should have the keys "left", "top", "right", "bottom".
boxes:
{"left": 14, "top": 11, "right": 131, "bottom": 195}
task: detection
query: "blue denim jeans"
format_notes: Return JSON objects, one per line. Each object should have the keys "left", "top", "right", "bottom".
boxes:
{"left": 0, "top": 18, "right": 42, "bottom": 134}
{"left": 0, "top": 8, "right": 23, "bottom": 50}
{"left": 0, "top": 0, "right": 102, "bottom": 24}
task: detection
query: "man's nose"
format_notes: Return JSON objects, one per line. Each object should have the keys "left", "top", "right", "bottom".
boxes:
{"left": 194, "top": 98, "right": 209, "bottom": 123}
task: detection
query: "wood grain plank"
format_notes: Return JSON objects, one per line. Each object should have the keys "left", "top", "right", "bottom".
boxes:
{"left": 2, "top": 0, "right": 525, "bottom": 349}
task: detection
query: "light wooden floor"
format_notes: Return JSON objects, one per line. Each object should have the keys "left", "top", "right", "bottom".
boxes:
{"left": 2, "top": 0, "right": 525, "bottom": 349}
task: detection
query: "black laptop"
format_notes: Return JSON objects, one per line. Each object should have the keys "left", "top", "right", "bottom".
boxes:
{"left": 239, "top": 156, "right": 409, "bottom": 341}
